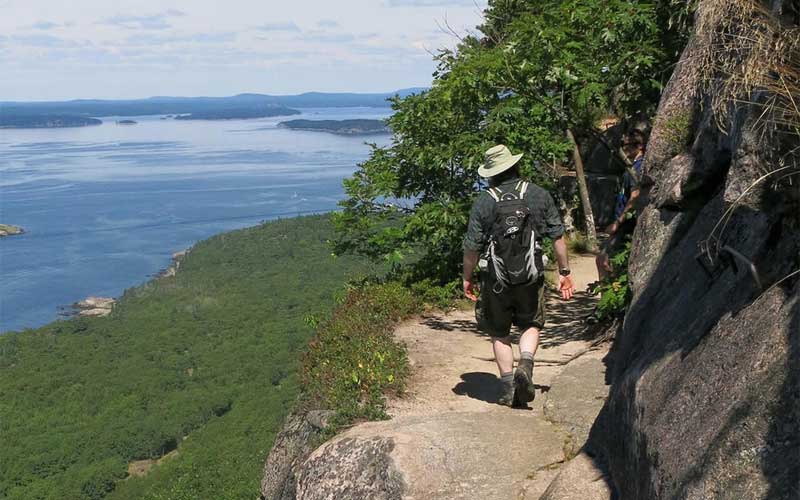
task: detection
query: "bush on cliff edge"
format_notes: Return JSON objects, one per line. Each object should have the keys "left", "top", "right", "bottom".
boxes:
{"left": 301, "top": 282, "right": 420, "bottom": 428}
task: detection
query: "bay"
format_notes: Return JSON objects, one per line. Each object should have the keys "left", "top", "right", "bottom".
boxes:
{"left": 0, "top": 107, "right": 390, "bottom": 333}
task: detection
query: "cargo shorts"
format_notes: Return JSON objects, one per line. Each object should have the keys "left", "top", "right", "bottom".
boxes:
{"left": 475, "top": 274, "right": 546, "bottom": 338}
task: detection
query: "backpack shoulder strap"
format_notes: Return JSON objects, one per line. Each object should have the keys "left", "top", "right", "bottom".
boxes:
{"left": 487, "top": 186, "right": 502, "bottom": 202}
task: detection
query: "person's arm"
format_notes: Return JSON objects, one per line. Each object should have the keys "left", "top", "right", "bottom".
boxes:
{"left": 463, "top": 196, "right": 488, "bottom": 302}
{"left": 553, "top": 235, "right": 574, "bottom": 300}
{"left": 607, "top": 157, "right": 643, "bottom": 234}
{"left": 463, "top": 249, "right": 480, "bottom": 301}
{"left": 607, "top": 187, "right": 640, "bottom": 235}
{"left": 540, "top": 190, "right": 574, "bottom": 300}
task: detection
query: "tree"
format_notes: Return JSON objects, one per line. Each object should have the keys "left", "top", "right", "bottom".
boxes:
{"left": 334, "top": 0, "right": 688, "bottom": 284}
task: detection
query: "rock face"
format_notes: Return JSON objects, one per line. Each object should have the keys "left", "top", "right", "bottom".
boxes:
{"left": 0, "top": 224, "right": 24, "bottom": 237}
{"left": 260, "top": 410, "right": 334, "bottom": 500}
{"left": 295, "top": 436, "right": 404, "bottom": 500}
{"left": 160, "top": 248, "right": 191, "bottom": 278}
{"left": 540, "top": 451, "right": 613, "bottom": 500}
{"left": 545, "top": 1, "right": 800, "bottom": 498}
{"left": 543, "top": 357, "right": 609, "bottom": 459}
{"left": 73, "top": 297, "right": 115, "bottom": 317}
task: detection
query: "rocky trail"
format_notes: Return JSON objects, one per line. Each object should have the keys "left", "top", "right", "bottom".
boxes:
{"left": 287, "top": 254, "right": 614, "bottom": 500}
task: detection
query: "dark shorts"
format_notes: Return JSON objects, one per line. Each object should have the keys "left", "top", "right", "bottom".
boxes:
{"left": 475, "top": 276, "right": 546, "bottom": 338}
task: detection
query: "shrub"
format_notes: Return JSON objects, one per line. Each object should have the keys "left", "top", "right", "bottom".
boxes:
{"left": 301, "top": 282, "right": 420, "bottom": 427}
{"left": 595, "top": 239, "right": 633, "bottom": 320}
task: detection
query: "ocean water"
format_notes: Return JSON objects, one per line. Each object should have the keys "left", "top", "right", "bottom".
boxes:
{"left": 0, "top": 107, "right": 391, "bottom": 333}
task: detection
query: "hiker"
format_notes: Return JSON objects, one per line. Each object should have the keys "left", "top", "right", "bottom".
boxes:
{"left": 463, "top": 144, "right": 575, "bottom": 407}
{"left": 595, "top": 130, "right": 646, "bottom": 279}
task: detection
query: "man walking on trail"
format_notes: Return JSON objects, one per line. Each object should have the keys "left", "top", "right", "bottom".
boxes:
{"left": 463, "top": 144, "right": 575, "bottom": 407}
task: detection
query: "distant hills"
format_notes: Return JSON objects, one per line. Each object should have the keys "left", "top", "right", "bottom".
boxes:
{"left": 278, "top": 119, "right": 389, "bottom": 136}
{"left": 0, "top": 88, "right": 426, "bottom": 128}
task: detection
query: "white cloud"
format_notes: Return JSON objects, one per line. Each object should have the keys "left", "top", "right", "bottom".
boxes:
{"left": 253, "top": 22, "right": 300, "bottom": 33}
{"left": 102, "top": 10, "right": 186, "bottom": 30}
{"left": 317, "top": 19, "right": 339, "bottom": 28}
{"left": 28, "top": 21, "right": 61, "bottom": 30}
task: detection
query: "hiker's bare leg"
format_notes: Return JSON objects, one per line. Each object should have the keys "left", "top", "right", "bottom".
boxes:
{"left": 596, "top": 253, "right": 610, "bottom": 280}
{"left": 492, "top": 336, "right": 514, "bottom": 374}
{"left": 519, "top": 326, "right": 540, "bottom": 357}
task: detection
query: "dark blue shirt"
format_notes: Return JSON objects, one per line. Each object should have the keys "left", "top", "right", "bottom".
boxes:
{"left": 614, "top": 158, "right": 643, "bottom": 220}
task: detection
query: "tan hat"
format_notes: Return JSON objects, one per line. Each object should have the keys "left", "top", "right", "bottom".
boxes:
{"left": 478, "top": 144, "right": 523, "bottom": 178}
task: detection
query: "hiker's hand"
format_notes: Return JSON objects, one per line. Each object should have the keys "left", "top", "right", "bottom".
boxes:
{"left": 463, "top": 278, "right": 478, "bottom": 302}
{"left": 605, "top": 222, "right": 619, "bottom": 235}
{"left": 559, "top": 275, "right": 575, "bottom": 300}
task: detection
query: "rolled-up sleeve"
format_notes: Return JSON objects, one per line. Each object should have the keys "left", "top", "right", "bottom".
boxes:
{"left": 542, "top": 192, "right": 565, "bottom": 240}
{"left": 463, "top": 195, "right": 490, "bottom": 253}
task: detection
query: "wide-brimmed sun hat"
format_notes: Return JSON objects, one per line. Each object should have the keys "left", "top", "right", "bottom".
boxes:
{"left": 478, "top": 144, "right": 523, "bottom": 178}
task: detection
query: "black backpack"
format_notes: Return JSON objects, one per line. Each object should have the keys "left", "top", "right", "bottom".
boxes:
{"left": 482, "top": 181, "right": 544, "bottom": 293}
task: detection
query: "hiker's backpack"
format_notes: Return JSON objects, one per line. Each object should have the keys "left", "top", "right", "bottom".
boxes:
{"left": 481, "top": 181, "right": 544, "bottom": 293}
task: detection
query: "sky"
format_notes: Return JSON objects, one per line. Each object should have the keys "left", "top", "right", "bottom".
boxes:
{"left": 0, "top": 0, "right": 488, "bottom": 101}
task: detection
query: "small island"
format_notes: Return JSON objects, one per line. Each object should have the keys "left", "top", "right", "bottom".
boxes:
{"left": 0, "top": 224, "right": 24, "bottom": 237}
{"left": 278, "top": 119, "right": 390, "bottom": 136}
{"left": 0, "top": 115, "right": 102, "bottom": 129}
{"left": 116, "top": 119, "right": 137, "bottom": 125}
{"left": 174, "top": 107, "right": 300, "bottom": 121}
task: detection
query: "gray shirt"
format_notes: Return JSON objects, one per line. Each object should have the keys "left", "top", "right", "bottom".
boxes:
{"left": 463, "top": 177, "right": 565, "bottom": 253}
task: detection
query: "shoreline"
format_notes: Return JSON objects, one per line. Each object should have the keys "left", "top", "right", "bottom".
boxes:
{"left": 63, "top": 247, "right": 193, "bottom": 319}
{"left": 1, "top": 212, "right": 334, "bottom": 333}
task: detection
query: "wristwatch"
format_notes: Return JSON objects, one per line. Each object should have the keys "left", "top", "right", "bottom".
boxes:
{"left": 559, "top": 268, "right": 572, "bottom": 277}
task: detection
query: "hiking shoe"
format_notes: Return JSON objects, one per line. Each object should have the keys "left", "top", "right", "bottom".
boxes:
{"left": 498, "top": 379, "right": 515, "bottom": 407}
{"left": 514, "top": 359, "right": 535, "bottom": 403}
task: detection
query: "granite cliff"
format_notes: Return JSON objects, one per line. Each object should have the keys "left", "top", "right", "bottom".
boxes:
{"left": 545, "top": 1, "right": 800, "bottom": 498}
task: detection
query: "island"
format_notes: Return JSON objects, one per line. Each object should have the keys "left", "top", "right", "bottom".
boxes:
{"left": 174, "top": 107, "right": 300, "bottom": 121}
{"left": 116, "top": 119, "right": 137, "bottom": 125}
{"left": 278, "top": 119, "right": 390, "bottom": 135}
{"left": 0, "top": 115, "right": 102, "bottom": 129}
{"left": 0, "top": 224, "right": 24, "bottom": 237}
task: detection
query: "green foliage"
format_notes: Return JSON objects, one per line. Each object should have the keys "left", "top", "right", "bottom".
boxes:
{"left": 657, "top": 0, "right": 699, "bottom": 50}
{"left": 408, "top": 279, "right": 462, "bottom": 310}
{"left": 0, "top": 215, "right": 369, "bottom": 500}
{"left": 595, "top": 239, "right": 633, "bottom": 320}
{"left": 662, "top": 108, "right": 695, "bottom": 155}
{"left": 334, "top": 0, "right": 688, "bottom": 284}
{"left": 301, "top": 282, "right": 419, "bottom": 427}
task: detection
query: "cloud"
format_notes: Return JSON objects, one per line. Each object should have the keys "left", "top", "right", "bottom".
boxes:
{"left": 317, "top": 19, "right": 339, "bottom": 28}
{"left": 102, "top": 10, "right": 185, "bottom": 30}
{"left": 304, "top": 32, "right": 357, "bottom": 43}
{"left": 125, "top": 32, "right": 237, "bottom": 45}
{"left": 28, "top": 21, "right": 61, "bottom": 30}
{"left": 10, "top": 34, "right": 83, "bottom": 48}
{"left": 253, "top": 22, "right": 300, "bottom": 33}
{"left": 385, "top": 0, "right": 477, "bottom": 6}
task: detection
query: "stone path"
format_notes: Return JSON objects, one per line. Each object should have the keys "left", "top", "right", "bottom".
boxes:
{"left": 303, "top": 254, "right": 612, "bottom": 500}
